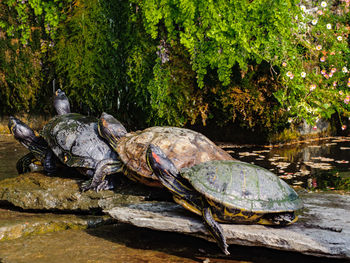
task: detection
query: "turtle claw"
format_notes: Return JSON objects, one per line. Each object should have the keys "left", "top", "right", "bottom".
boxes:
{"left": 80, "top": 179, "right": 113, "bottom": 192}
{"left": 80, "top": 179, "right": 93, "bottom": 192}
{"left": 96, "top": 179, "right": 114, "bottom": 192}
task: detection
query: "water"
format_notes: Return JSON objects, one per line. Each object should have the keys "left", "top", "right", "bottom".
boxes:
{"left": 0, "top": 135, "right": 30, "bottom": 180}
{"left": 221, "top": 136, "right": 350, "bottom": 191}
{"left": 1, "top": 135, "right": 350, "bottom": 262}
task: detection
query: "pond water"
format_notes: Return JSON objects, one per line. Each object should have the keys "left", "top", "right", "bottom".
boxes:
{"left": 1, "top": 135, "right": 349, "bottom": 263}
{"left": 221, "top": 136, "right": 350, "bottom": 191}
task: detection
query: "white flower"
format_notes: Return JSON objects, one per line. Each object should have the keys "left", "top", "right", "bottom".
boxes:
{"left": 321, "top": 1, "right": 327, "bottom": 8}
{"left": 312, "top": 19, "right": 318, "bottom": 25}
{"left": 326, "top": 24, "right": 332, "bottom": 29}
{"left": 316, "top": 45, "right": 322, "bottom": 50}
{"left": 301, "top": 72, "right": 306, "bottom": 78}
{"left": 337, "top": 36, "right": 343, "bottom": 41}
{"left": 310, "top": 84, "right": 316, "bottom": 91}
{"left": 342, "top": 67, "right": 348, "bottom": 73}
{"left": 300, "top": 5, "right": 306, "bottom": 11}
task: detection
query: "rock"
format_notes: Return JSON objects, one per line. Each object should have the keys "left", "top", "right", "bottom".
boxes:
{"left": 106, "top": 192, "right": 350, "bottom": 259}
{"left": 0, "top": 172, "right": 169, "bottom": 212}
{"left": 0, "top": 208, "right": 115, "bottom": 241}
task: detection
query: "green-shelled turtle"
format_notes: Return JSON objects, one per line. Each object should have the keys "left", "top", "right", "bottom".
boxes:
{"left": 146, "top": 144, "right": 303, "bottom": 255}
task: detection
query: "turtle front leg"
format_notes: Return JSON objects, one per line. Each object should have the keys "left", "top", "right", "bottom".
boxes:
{"left": 43, "top": 150, "right": 57, "bottom": 175}
{"left": 202, "top": 206, "right": 230, "bottom": 255}
{"left": 81, "top": 158, "right": 122, "bottom": 192}
{"left": 16, "top": 152, "right": 39, "bottom": 174}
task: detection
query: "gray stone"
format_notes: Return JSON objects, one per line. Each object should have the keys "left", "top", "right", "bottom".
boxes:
{"left": 106, "top": 192, "right": 350, "bottom": 259}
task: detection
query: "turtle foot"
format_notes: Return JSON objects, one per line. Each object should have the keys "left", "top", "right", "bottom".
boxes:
{"left": 96, "top": 179, "right": 114, "bottom": 192}
{"left": 80, "top": 179, "right": 93, "bottom": 192}
{"left": 80, "top": 179, "right": 113, "bottom": 192}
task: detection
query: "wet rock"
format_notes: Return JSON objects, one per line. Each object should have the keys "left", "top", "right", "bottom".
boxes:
{"left": 0, "top": 172, "right": 166, "bottom": 212}
{"left": 0, "top": 208, "right": 115, "bottom": 241}
{"left": 106, "top": 192, "right": 350, "bottom": 259}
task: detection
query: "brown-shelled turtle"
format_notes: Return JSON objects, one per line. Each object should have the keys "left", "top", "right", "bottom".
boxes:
{"left": 146, "top": 144, "right": 303, "bottom": 255}
{"left": 83, "top": 112, "right": 234, "bottom": 190}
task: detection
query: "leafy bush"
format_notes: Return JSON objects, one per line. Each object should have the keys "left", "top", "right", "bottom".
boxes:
{"left": 275, "top": 0, "right": 350, "bottom": 127}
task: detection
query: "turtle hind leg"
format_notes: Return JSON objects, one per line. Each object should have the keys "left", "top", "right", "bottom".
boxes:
{"left": 259, "top": 212, "right": 298, "bottom": 226}
{"left": 202, "top": 206, "right": 230, "bottom": 255}
{"left": 81, "top": 159, "right": 122, "bottom": 192}
{"left": 16, "top": 152, "right": 38, "bottom": 174}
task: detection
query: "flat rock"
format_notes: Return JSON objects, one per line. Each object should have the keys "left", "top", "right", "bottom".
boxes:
{"left": 0, "top": 208, "right": 115, "bottom": 241}
{"left": 0, "top": 172, "right": 168, "bottom": 212}
{"left": 106, "top": 192, "right": 350, "bottom": 259}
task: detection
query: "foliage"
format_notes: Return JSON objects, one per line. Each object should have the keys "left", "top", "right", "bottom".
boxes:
{"left": 132, "top": 0, "right": 350, "bottom": 128}
{"left": 275, "top": 0, "right": 350, "bottom": 127}
{"left": 1, "top": 0, "right": 350, "bottom": 135}
{"left": 0, "top": 0, "right": 73, "bottom": 115}
{"left": 52, "top": 0, "right": 121, "bottom": 115}
{"left": 0, "top": 2, "right": 42, "bottom": 115}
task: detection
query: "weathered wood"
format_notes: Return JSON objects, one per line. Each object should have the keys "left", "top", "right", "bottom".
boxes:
{"left": 106, "top": 192, "right": 350, "bottom": 259}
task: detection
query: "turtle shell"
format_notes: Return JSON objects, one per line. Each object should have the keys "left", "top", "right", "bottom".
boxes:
{"left": 181, "top": 160, "right": 303, "bottom": 213}
{"left": 41, "top": 113, "right": 117, "bottom": 169}
{"left": 117, "top": 126, "right": 233, "bottom": 181}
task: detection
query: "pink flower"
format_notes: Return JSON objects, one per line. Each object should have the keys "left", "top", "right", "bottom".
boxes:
{"left": 324, "top": 74, "right": 329, "bottom": 79}
{"left": 333, "top": 81, "right": 337, "bottom": 87}
{"left": 321, "top": 69, "right": 326, "bottom": 75}
{"left": 344, "top": 97, "right": 350, "bottom": 104}
{"left": 282, "top": 62, "right": 287, "bottom": 67}
{"left": 320, "top": 56, "right": 326, "bottom": 62}
{"left": 342, "top": 125, "right": 347, "bottom": 130}
{"left": 347, "top": 82, "right": 350, "bottom": 87}
{"left": 331, "top": 68, "right": 337, "bottom": 73}
{"left": 310, "top": 84, "right": 317, "bottom": 91}
{"left": 339, "top": 91, "right": 344, "bottom": 95}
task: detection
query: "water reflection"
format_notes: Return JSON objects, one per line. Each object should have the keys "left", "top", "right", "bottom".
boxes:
{"left": 223, "top": 136, "right": 350, "bottom": 191}
{"left": 0, "top": 135, "right": 29, "bottom": 180}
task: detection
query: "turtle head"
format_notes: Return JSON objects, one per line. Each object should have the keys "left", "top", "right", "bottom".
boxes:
{"left": 146, "top": 144, "right": 180, "bottom": 185}
{"left": 8, "top": 116, "right": 37, "bottom": 148}
{"left": 98, "top": 112, "right": 127, "bottom": 149}
{"left": 54, "top": 89, "right": 71, "bottom": 115}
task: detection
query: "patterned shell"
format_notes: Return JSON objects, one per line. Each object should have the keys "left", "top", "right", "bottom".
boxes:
{"left": 41, "top": 113, "right": 117, "bottom": 168}
{"left": 117, "top": 126, "right": 233, "bottom": 180}
{"left": 181, "top": 160, "right": 303, "bottom": 213}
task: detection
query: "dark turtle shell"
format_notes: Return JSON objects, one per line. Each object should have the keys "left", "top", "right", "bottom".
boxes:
{"left": 181, "top": 160, "right": 303, "bottom": 213}
{"left": 41, "top": 113, "right": 117, "bottom": 169}
{"left": 117, "top": 126, "right": 233, "bottom": 181}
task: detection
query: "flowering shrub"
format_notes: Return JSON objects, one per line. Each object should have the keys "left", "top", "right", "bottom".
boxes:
{"left": 274, "top": 0, "right": 350, "bottom": 126}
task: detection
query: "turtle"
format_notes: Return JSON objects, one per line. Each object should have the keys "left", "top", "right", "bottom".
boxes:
{"left": 10, "top": 90, "right": 124, "bottom": 191}
{"left": 83, "top": 112, "right": 234, "bottom": 190}
{"left": 8, "top": 116, "right": 56, "bottom": 174}
{"left": 146, "top": 144, "right": 303, "bottom": 255}
{"left": 8, "top": 89, "right": 71, "bottom": 174}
